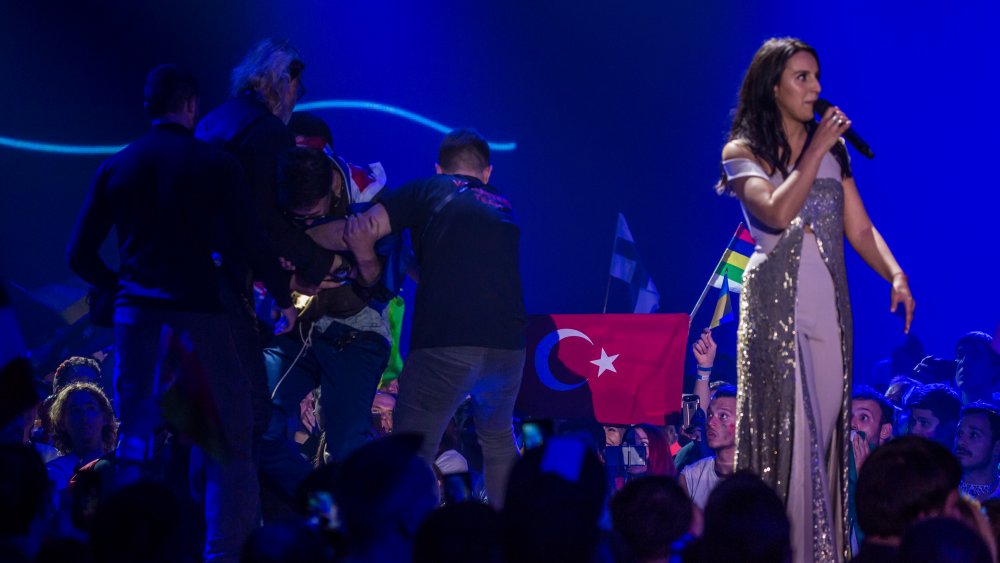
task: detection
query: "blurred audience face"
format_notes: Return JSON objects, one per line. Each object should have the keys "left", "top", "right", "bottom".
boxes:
{"left": 664, "top": 425, "right": 678, "bottom": 445}
{"left": 955, "top": 412, "right": 1000, "bottom": 472}
{"left": 956, "top": 340, "right": 998, "bottom": 397}
{"left": 885, "top": 377, "right": 919, "bottom": 408}
{"left": 371, "top": 392, "right": 395, "bottom": 436}
{"left": 909, "top": 408, "right": 942, "bottom": 440}
{"left": 852, "top": 399, "right": 890, "bottom": 448}
{"left": 626, "top": 426, "right": 649, "bottom": 475}
{"left": 64, "top": 389, "right": 108, "bottom": 454}
{"left": 706, "top": 397, "right": 736, "bottom": 450}
{"left": 604, "top": 425, "right": 624, "bottom": 446}
{"left": 913, "top": 356, "right": 957, "bottom": 385}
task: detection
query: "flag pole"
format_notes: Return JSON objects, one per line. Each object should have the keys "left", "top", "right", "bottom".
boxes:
{"left": 602, "top": 213, "right": 622, "bottom": 314}
{"left": 689, "top": 224, "right": 743, "bottom": 326}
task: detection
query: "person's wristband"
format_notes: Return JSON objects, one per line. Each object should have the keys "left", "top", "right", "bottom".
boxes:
{"left": 696, "top": 365, "right": 712, "bottom": 382}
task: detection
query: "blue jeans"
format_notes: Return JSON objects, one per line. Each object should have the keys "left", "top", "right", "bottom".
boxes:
{"left": 260, "top": 320, "right": 390, "bottom": 496}
{"left": 393, "top": 346, "right": 525, "bottom": 507}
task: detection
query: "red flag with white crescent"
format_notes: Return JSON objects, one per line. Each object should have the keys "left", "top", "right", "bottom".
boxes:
{"left": 515, "top": 313, "right": 688, "bottom": 425}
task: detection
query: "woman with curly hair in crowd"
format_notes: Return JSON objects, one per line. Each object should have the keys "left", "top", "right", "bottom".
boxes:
{"left": 46, "top": 382, "right": 118, "bottom": 496}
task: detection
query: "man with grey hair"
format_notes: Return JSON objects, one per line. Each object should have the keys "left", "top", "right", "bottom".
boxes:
{"left": 197, "top": 40, "right": 341, "bottom": 463}
{"left": 197, "top": 38, "right": 338, "bottom": 298}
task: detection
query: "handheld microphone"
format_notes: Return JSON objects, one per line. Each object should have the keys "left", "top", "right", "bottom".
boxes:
{"left": 814, "top": 98, "right": 874, "bottom": 159}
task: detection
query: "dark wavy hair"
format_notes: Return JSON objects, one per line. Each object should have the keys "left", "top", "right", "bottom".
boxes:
{"left": 717, "top": 37, "right": 851, "bottom": 194}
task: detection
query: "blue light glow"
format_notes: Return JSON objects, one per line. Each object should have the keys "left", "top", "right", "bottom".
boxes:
{"left": 0, "top": 99, "right": 517, "bottom": 156}
{"left": 296, "top": 100, "right": 517, "bottom": 151}
{"left": 0, "top": 136, "right": 125, "bottom": 155}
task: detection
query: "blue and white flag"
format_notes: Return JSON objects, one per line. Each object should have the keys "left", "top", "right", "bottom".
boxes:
{"left": 607, "top": 213, "right": 660, "bottom": 314}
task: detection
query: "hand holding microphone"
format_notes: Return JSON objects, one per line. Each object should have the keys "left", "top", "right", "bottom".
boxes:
{"left": 814, "top": 98, "right": 875, "bottom": 159}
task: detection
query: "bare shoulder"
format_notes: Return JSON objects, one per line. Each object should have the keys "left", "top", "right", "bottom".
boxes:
{"left": 722, "top": 139, "right": 756, "bottom": 162}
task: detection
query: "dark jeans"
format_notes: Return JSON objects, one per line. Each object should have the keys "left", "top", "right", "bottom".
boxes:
{"left": 260, "top": 321, "right": 390, "bottom": 496}
{"left": 113, "top": 304, "right": 258, "bottom": 563}
{"left": 393, "top": 346, "right": 526, "bottom": 508}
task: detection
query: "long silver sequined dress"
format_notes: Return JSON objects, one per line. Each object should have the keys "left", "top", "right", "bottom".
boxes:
{"left": 723, "top": 152, "right": 852, "bottom": 562}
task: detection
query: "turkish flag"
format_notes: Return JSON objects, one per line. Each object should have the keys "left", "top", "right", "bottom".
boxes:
{"left": 515, "top": 314, "right": 688, "bottom": 425}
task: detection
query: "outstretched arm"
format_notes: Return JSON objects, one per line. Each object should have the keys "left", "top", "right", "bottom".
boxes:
{"left": 842, "top": 176, "right": 915, "bottom": 333}
{"left": 691, "top": 327, "right": 717, "bottom": 412}
{"left": 307, "top": 203, "right": 393, "bottom": 251}
{"left": 343, "top": 214, "right": 383, "bottom": 286}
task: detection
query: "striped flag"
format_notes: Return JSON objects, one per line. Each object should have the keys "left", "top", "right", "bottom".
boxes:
{"left": 608, "top": 213, "right": 660, "bottom": 314}
{"left": 709, "top": 267, "right": 735, "bottom": 329}
{"left": 709, "top": 224, "right": 755, "bottom": 292}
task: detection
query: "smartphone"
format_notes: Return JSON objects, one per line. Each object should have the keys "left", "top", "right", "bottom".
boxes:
{"left": 441, "top": 471, "right": 473, "bottom": 505}
{"left": 682, "top": 395, "right": 700, "bottom": 428}
{"left": 521, "top": 421, "right": 545, "bottom": 450}
{"left": 307, "top": 490, "right": 340, "bottom": 530}
{"left": 621, "top": 444, "right": 647, "bottom": 467}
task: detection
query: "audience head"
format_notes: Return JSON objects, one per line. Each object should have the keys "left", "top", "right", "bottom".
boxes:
{"left": 241, "top": 518, "right": 332, "bottom": 563}
{"left": 905, "top": 383, "right": 961, "bottom": 446}
{"left": 0, "top": 444, "right": 47, "bottom": 541}
{"left": 288, "top": 111, "right": 334, "bottom": 151}
{"left": 90, "top": 482, "right": 190, "bottom": 563}
{"left": 855, "top": 436, "right": 961, "bottom": 541}
{"left": 371, "top": 392, "right": 395, "bottom": 437}
{"left": 851, "top": 385, "right": 894, "bottom": 448}
{"left": 333, "top": 433, "right": 437, "bottom": 552}
{"left": 695, "top": 471, "right": 790, "bottom": 563}
{"left": 955, "top": 331, "right": 1000, "bottom": 400}
{"left": 898, "top": 516, "right": 991, "bottom": 563}
{"left": 0, "top": 358, "right": 40, "bottom": 442}
{"left": 981, "top": 498, "right": 1000, "bottom": 555}
{"left": 275, "top": 147, "right": 335, "bottom": 224}
{"left": 49, "top": 382, "right": 116, "bottom": 457}
{"left": 707, "top": 385, "right": 737, "bottom": 452}
{"left": 413, "top": 502, "right": 501, "bottom": 563}
{"left": 143, "top": 64, "right": 198, "bottom": 127}
{"left": 231, "top": 38, "right": 305, "bottom": 124}
{"left": 954, "top": 401, "right": 1000, "bottom": 475}
{"left": 603, "top": 424, "right": 626, "bottom": 447}
{"left": 436, "top": 128, "right": 492, "bottom": 182}
{"left": 885, "top": 375, "right": 921, "bottom": 409}
{"left": 502, "top": 435, "right": 606, "bottom": 563}
{"left": 610, "top": 475, "right": 693, "bottom": 562}
{"left": 891, "top": 334, "right": 926, "bottom": 378}
{"left": 913, "top": 355, "right": 958, "bottom": 385}
{"left": 52, "top": 356, "right": 102, "bottom": 394}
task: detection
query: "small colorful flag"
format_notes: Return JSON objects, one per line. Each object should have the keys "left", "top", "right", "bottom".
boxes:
{"left": 709, "top": 223, "right": 755, "bottom": 292}
{"left": 709, "top": 268, "right": 735, "bottom": 329}
{"left": 690, "top": 223, "right": 756, "bottom": 324}
{"left": 607, "top": 213, "right": 660, "bottom": 314}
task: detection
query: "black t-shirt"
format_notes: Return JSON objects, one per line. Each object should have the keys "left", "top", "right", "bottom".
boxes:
{"left": 379, "top": 175, "right": 525, "bottom": 350}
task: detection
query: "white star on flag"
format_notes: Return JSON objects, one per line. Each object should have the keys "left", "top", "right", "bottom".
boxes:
{"left": 591, "top": 348, "right": 619, "bottom": 378}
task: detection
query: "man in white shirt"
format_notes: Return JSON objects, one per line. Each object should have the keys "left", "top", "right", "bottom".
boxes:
{"left": 679, "top": 385, "right": 736, "bottom": 508}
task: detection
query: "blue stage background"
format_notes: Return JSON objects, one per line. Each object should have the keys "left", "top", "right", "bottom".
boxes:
{"left": 1, "top": 1, "right": 996, "bottom": 385}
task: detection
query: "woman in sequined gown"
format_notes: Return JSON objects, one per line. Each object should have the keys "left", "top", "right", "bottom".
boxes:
{"left": 717, "top": 38, "right": 915, "bottom": 562}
